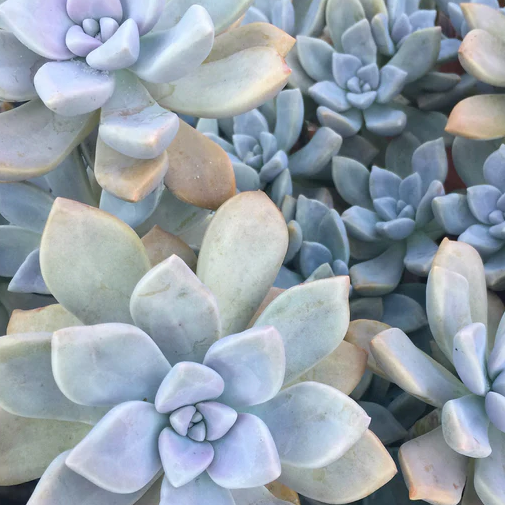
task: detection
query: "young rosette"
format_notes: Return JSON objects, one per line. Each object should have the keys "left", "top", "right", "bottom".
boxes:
{"left": 0, "top": 0, "right": 294, "bottom": 205}
{"left": 333, "top": 137, "right": 447, "bottom": 296}
{"left": 433, "top": 144, "right": 505, "bottom": 290}
{"left": 446, "top": 3, "right": 505, "bottom": 140}
{"left": 199, "top": 88, "right": 342, "bottom": 206}
{"left": 0, "top": 191, "right": 396, "bottom": 505}
{"left": 296, "top": 0, "right": 441, "bottom": 137}
{"left": 370, "top": 239, "right": 505, "bottom": 505}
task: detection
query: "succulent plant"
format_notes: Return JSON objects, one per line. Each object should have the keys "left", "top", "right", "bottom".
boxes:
{"left": 332, "top": 137, "right": 447, "bottom": 296}
{"left": 433, "top": 144, "right": 505, "bottom": 290}
{"left": 293, "top": 0, "right": 441, "bottom": 133}
{"left": 0, "top": 0, "right": 294, "bottom": 206}
{"left": 0, "top": 191, "right": 397, "bottom": 505}
{"left": 446, "top": 3, "right": 505, "bottom": 140}
{"left": 199, "top": 89, "right": 342, "bottom": 206}
{"left": 370, "top": 239, "right": 505, "bottom": 505}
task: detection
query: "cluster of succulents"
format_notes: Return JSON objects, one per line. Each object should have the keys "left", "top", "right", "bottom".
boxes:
{"left": 2, "top": 1, "right": 505, "bottom": 505}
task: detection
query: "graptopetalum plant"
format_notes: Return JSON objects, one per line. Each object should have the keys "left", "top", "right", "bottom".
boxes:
{"left": 370, "top": 239, "right": 505, "bottom": 505}
{"left": 199, "top": 88, "right": 342, "bottom": 207}
{"left": 296, "top": 0, "right": 442, "bottom": 137}
{"left": 332, "top": 137, "right": 447, "bottom": 296}
{"left": 0, "top": 192, "right": 397, "bottom": 505}
{"left": 0, "top": 0, "right": 293, "bottom": 208}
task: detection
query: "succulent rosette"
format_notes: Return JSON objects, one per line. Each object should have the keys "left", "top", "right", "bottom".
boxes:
{"left": 333, "top": 137, "right": 447, "bottom": 296}
{"left": 200, "top": 89, "right": 342, "bottom": 207}
{"left": 370, "top": 239, "right": 505, "bottom": 505}
{"left": 0, "top": 0, "right": 294, "bottom": 205}
{"left": 433, "top": 144, "right": 505, "bottom": 291}
{"left": 0, "top": 191, "right": 396, "bottom": 505}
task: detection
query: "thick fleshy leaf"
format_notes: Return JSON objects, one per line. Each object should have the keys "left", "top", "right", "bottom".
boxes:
{"left": 404, "top": 231, "right": 439, "bottom": 277}
{"left": 274, "top": 89, "right": 304, "bottom": 152}
{"left": 153, "top": 0, "right": 254, "bottom": 35}
{"left": 254, "top": 277, "right": 349, "bottom": 385}
{"left": 207, "top": 413, "right": 281, "bottom": 489}
{"left": 359, "top": 402, "right": 408, "bottom": 444}
{"left": 411, "top": 137, "right": 447, "bottom": 190}
{"left": 0, "top": 408, "right": 91, "bottom": 486}
{"left": 381, "top": 292, "right": 428, "bottom": 333}
{"left": 0, "top": 31, "right": 45, "bottom": 101}
{"left": 146, "top": 46, "right": 291, "bottom": 118}
{"left": 363, "top": 103, "right": 407, "bottom": 137}
{"left": 131, "top": 255, "right": 220, "bottom": 364}
{"left": 165, "top": 120, "right": 236, "bottom": 211}
{"left": 86, "top": 19, "right": 140, "bottom": 71}
{"left": 279, "top": 430, "right": 396, "bottom": 504}
{"left": 141, "top": 226, "right": 197, "bottom": 270}
{"left": 132, "top": 6, "right": 213, "bottom": 83}
{"left": 426, "top": 266, "right": 473, "bottom": 362}
{"left": 461, "top": 3, "right": 505, "bottom": 39}
{"left": 296, "top": 36, "right": 334, "bottom": 82}
{"left": 159, "top": 428, "right": 214, "bottom": 487}
{"left": 99, "top": 185, "right": 163, "bottom": 229}
{"left": 376, "top": 65, "right": 408, "bottom": 103}
{"left": 342, "top": 207, "right": 381, "bottom": 242}
{"left": 432, "top": 194, "right": 479, "bottom": 235}
{"left": 34, "top": 60, "right": 115, "bottom": 116}
{"left": 345, "top": 319, "right": 391, "bottom": 377}
{"left": 249, "top": 381, "right": 370, "bottom": 468}
{"left": 446, "top": 95, "right": 505, "bottom": 140}
{"left": 341, "top": 19, "right": 377, "bottom": 66}
{"left": 160, "top": 473, "right": 234, "bottom": 505}
{"left": 66, "top": 0, "right": 123, "bottom": 23}
{"left": 8, "top": 248, "right": 49, "bottom": 295}
{"left": 206, "top": 23, "right": 294, "bottom": 64}
{"left": 466, "top": 185, "right": 502, "bottom": 225}
{"left": 99, "top": 71, "right": 179, "bottom": 159}
{"left": 0, "top": 332, "right": 106, "bottom": 423}
{"left": 0, "top": 226, "right": 40, "bottom": 277}
{"left": 349, "top": 243, "right": 406, "bottom": 296}
{"left": 52, "top": 323, "right": 170, "bottom": 407}
{"left": 26, "top": 450, "right": 156, "bottom": 505}
{"left": 474, "top": 425, "right": 505, "bottom": 505}
{"left": 6, "top": 303, "right": 81, "bottom": 335}
{"left": 197, "top": 192, "right": 288, "bottom": 336}
{"left": 332, "top": 157, "right": 373, "bottom": 209}
{"left": 485, "top": 391, "right": 505, "bottom": 432}
{"left": 94, "top": 137, "right": 169, "bottom": 203}
{"left": 371, "top": 328, "right": 470, "bottom": 408}
{"left": 431, "top": 238, "right": 488, "bottom": 330}
{"left": 317, "top": 106, "right": 364, "bottom": 137}
{"left": 459, "top": 29, "right": 505, "bottom": 87}
{"left": 0, "top": 100, "right": 98, "bottom": 182}
{"left": 67, "top": 401, "right": 166, "bottom": 493}
{"left": 203, "top": 326, "right": 285, "bottom": 408}
{"left": 155, "top": 362, "right": 224, "bottom": 414}
{"left": 291, "top": 341, "right": 367, "bottom": 395}
{"left": 195, "top": 402, "right": 237, "bottom": 441}
{"left": 0, "top": 0, "right": 73, "bottom": 60}
{"left": 122, "top": 0, "right": 165, "bottom": 35}
{"left": 40, "top": 198, "right": 151, "bottom": 325}
{"left": 453, "top": 323, "right": 490, "bottom": 396}
{"left": 0, "top": 182, "right": 54, "bottom": 233}
{"left": 388, "top": 27, "right": 441, "bottom": 82}
{"left": 442, "top": 394, "right": 491, "bottom": 458}
{"left": 231, "top": 486, "right": 294, "bottom": 505}
{"left": 399, "top": 427, "right": 468, "bottom": 505}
